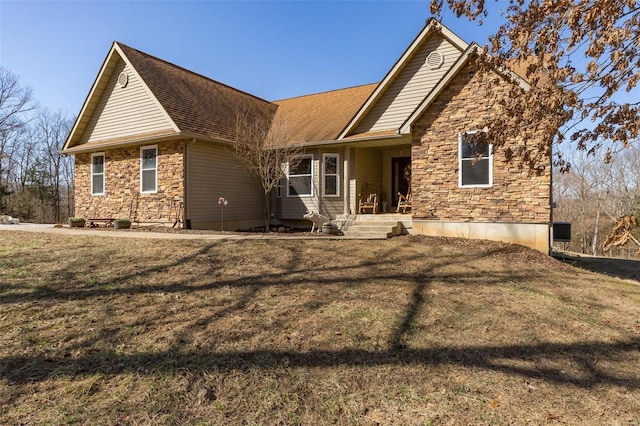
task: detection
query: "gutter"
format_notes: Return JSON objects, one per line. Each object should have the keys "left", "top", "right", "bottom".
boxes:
{"left": 269, "top": 132, "right": 404, "bottom": 150}
{"left": 59, "top": 131, "right": 232, "bottom": 155}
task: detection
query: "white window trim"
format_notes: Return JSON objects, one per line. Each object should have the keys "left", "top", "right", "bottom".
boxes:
{"left": 458, "top": 131, "right": 493, "bottom": 188}
{"left": 287, "top": 154, "right": 313, "bottom": 197}
{"left": 322, "top": 153, "right": 340, "bottom": 197}
{"left": 91, "top": 152, "right": 105, "bottom": 196}
{"left": 140, "top": 145, "right": 158, "bottom": 194}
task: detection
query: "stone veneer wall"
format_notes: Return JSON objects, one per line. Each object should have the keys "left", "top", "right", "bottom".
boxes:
{"left": 74, "top": 140, "right": 185, "bottom": 222}
{"left": 411, "top": 63, "right": 551, "bottom": 224}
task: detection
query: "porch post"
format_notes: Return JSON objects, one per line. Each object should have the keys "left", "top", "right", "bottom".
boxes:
{"left": 343, "top": 146, "right": 350, "bottom": 215}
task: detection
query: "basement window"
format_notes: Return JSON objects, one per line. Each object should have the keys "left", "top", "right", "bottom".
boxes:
{"left": 459, "top": 131, "right": 492, "bottom": 187}
{"left": 140, "top": 145, "right": 157, "bottom": 193}
{"left": 91, "top": 153, "right": 105, "bottom": 195}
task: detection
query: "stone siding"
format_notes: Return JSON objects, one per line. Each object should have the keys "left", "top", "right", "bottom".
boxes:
{"left": 74, "top": 140, "right": 185, "bottom": 222}
{"left": 411, "top": 64, "right": 551, "bottom": 224}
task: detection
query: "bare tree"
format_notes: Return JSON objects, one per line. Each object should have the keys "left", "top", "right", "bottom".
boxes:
{"left": 429, "top": 1, "right": 640, "bottom": 169}
{"left": 0, "top": 69, "right": 75, "bottom": 222}
{"left": 610, "top": 146, "right": 640, "bottom": 215}
{"left": 0, "top": 67, "right": 34, "bottom": 135}
{"left": 0, "top": 67, "right": 35, "bottom": 212}
{"left": 9, "top": 125, "right": 39, "bottom": 220}
{"left": 232, "top": 108, "right": 303, "bottom": 231}
{"left": 554, "top": 150, "right": 604, "bottom": 253}
{"left": 35, "top": 109, "right": 74, "bottom": 222}
{"left": 554, "top": 142, "right": 640, "bottom": 257}
{"left": 60, "top": 140, "right": 75, "bottom": 220}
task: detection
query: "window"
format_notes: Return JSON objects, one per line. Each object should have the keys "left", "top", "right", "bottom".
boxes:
{"left": 459, "top": 131, "right": 492, "bottom": 187}
{"left": 140, "top": 145, "right": 157, "bottom": 193}
{"left": 91, "top": 153, "right": 105, "bottom": 195}
{"left": 287, "top": 155, "right": 313, "bottom": 197}
{"left": 322, "top": 153, "right": 340, "bottom": 196}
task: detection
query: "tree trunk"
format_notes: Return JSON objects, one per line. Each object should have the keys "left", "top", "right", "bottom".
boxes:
{"left": 264, "top": 191, "right": 271, "bottom": 232}
{"left": 591, "top": 205, "right": 601, "bottom": 256}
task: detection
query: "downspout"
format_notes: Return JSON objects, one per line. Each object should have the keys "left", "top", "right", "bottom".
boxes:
{"left": 183, "top": 138, "right": 196, "bottom": 229}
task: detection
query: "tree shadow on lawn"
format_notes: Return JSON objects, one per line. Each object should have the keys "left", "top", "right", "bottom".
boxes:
{"left": 1, "top": 240, "right": 534, "bottom": 305}
{"left": 3, "top": 237, "right": 638, "bottom": 393}
{"left": 554, "top": 252, "right": 640, "bottom": 283}
{"left": 2, "top": 338, "right": 639, "bottom": 390}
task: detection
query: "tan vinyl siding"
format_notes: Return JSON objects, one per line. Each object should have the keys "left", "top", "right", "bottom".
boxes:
{"left": 277, "top": 149, "right": 346, "bottom": 220}
{"left": 355, "top": 37, "right": 463, "bottom": 133}
{"left": 278, "top": 194, "right": 317, "bottom": 220}
{"left": 80, "top": 59, "right": 175, "bottom": 144}
{"left": 186, "top": 141, "right": 263, "bottom": 229}
{"left": 354, "top": 148, "right": 382, "bottom": 210}
{"left": 278, "top": 150, "right": 320, "bottom": 220}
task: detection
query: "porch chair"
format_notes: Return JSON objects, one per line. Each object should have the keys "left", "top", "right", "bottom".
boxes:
{"left": 396, "top": 188, "right": 412, "bottom": 213}
{"left": 358, "top": 184, "right": 379, "bottom": 214}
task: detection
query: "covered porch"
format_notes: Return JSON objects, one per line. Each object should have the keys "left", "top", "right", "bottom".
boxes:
{"left": 274, "top": 137, "right": 413, "bottom": 222}
{"left": 342, "top": 138, "right": 413, "bottom": 218}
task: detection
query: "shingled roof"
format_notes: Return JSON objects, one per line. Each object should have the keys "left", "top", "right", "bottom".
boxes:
{"left": 63, "top": 42, "right": 388, "bottom": 153}
{"left": 125, "top": 41, "right": 378, "bottom": 146}
{"left": 117, "top": 43, "right": 277, "bottom": 143}
{"left": 272, "top": 84, "right": 378, "bottom": 145}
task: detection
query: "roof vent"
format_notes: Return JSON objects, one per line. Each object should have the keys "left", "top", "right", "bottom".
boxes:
{"left": 426, "top": 51, "right": 444, "bottom": 70}
{"left": 117, "top": 72, "right": 129, "bottom": 88}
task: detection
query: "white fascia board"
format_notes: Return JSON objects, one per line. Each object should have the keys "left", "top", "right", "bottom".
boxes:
{"left": 399, "top": 43, "right": 531, "bottom": 135}
{"left": 59, "top": 132, "right": 182, "bottom": 155}
{"left": 62, "top": 44, "right": 120, "bottom": 151}
{"left": 338, "top": 19, "right": 469, "bottom": 140}
{"left": 437, "top": 21, "right": 469, "bottom": 51}
{"left": 113, "top": 42, "right": 180, "bottom": 134}
{"left": 495, "top": 63, "right": 531, "bottom": 92}
{"left": 400, "top": 43, "right": 479, "bottom": 134}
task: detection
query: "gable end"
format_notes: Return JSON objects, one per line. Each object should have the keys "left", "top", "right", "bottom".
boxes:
{"left": 78, "top": 55, "right": 178, "bottom": 146}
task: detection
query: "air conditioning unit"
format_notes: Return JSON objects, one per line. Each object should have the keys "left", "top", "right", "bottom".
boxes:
{"left": 553, "top": 222, "right": 571, "bottom": 242}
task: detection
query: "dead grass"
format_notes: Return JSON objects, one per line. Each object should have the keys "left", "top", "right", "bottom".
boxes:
{"left": 1, "top": 231, "right": 639, "bottom": 425}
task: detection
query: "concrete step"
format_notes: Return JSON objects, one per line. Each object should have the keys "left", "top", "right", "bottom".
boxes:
{"left": 349, "top": 225, "right": 396, "bottom": 233}
{"left": 349, "top": 214, "right": 409, "bottom": 222}
{"left": 342, "top": 231, "right": 390, "bottom": 239}
{"left": 352, "top": 221, "right": 403, "bottom": 227}
{"left": 342, "top": 221, "right": 402, "bottom": 239}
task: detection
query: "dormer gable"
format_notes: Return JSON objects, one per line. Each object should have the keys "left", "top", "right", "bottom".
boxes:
{"left": 339, "top": 18, "right": 468, "bottom": 139}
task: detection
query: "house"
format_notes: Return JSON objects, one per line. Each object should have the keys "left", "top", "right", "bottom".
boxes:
{"left": 61, "top": 19, "right": 552, "bottom": 253}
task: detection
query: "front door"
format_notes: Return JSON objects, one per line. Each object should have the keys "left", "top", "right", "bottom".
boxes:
{"left": 391, "top": 157, "right": 411, "bottom": 208}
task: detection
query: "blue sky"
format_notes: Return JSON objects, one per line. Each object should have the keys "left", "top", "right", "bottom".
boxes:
{"left": 0, "top": 1, "right": 501, "bottom": 117}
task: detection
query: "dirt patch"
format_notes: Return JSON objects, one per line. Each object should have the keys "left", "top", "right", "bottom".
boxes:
{"left": 411, "top": 234, "right": 563, "bottom": 269}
